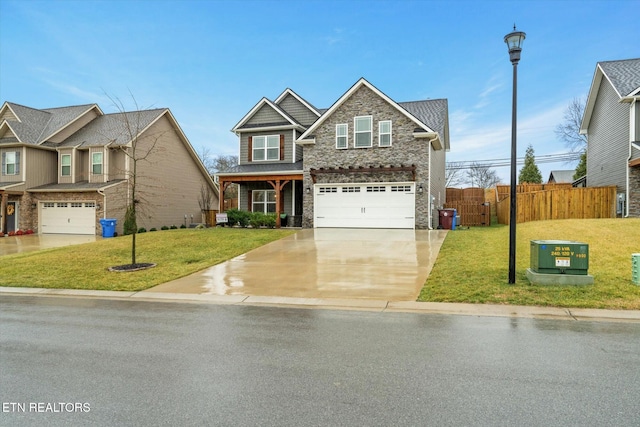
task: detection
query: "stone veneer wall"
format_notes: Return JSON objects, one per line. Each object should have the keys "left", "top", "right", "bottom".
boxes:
{"left": 302, "top": 85, "right": 433, "bottom": 228}
{"left": 629, "top": 166, "right": 640, "bottom": 217}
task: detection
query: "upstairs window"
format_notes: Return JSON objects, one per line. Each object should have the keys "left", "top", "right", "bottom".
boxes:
{"left": 92, "top": 152, "right": 103, "bottom": 175}
{"left": 253, "top": 135, "right": 280, "bottom": 161}
{"left": 61, "top": 154, "right": 71, "bottom": 176}
{"left": 336, "top": 124, "right": 348, "bottom": 149}
{"left": 354, "top": 116, "right": 372, "bottom": 148}
{"left": 2, "top": 151, "right": 20, "bottom": 176}
{"left": 379, "top": 120, "right": 392, "bottom": 147}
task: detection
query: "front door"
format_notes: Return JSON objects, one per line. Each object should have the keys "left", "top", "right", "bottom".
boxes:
{"left": 6, "top": 201, "right": 17, "bottom": 233}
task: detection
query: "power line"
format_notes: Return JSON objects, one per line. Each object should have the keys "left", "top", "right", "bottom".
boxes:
{"left": 446, "top": 152, "right": 581, "bottom": 170}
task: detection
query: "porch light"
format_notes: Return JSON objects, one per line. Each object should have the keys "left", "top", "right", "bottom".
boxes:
{"left": 418, "top": 185, "right": 423, "bottom": 193}
{"left": 306, "top": 187, "right": 311, "bottom": 194}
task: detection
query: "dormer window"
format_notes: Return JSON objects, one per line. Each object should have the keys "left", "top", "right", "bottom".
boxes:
{"left": 2, "top": 151, "right": 19, "bottom": 176}
{"left": 92, "top": 152, "right": 103, "bottom": 175}
{"left": 61, "top": 154, "right": 71, "bottom": 176}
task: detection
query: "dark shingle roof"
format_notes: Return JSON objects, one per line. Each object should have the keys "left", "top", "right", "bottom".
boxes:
{"left": 399, "top": 99, "right": 449, "bottom": 139}
{"left": 599, "top": 58, "right": 640, "bottom": 97}
{"left": 28, "top": 179, "right": 127, "bottom": 192}
{"left": 59, "top": 109, "right": 166, "bottom": 147}
{"left": 2, "top": 102, "right": 98, "bottom": 144}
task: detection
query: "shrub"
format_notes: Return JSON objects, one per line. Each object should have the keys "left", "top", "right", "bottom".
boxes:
{"left": 226, "top": 208, "right": 250, "bottom": 227}
{"left": 170, "top": 225, "right": 178, "bottom": 230}
{"left": 161, "top": 226, "right": 169, "bottom": 231}
{"left": 149, "top": 228, "right": 157, "bottom": 232}
{"left": 138, "top": 227, "right": 147, "bottom": 233}
{"left": 249, "top": 212, "right": 276, "bottom": 228}
{"left": 180, "top": 224, "right": 186, "bottom": 229}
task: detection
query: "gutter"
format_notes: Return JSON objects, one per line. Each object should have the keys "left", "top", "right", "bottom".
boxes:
{"left": 97, "top": 189, "right": 107, "bottom": 219}
{"left": 427, "top": 140, "right": 432, "bottom": 229}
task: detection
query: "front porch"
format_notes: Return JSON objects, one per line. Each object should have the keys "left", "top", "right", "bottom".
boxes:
{"left": 217, "top": 172, "right": 304, "bottom": 228}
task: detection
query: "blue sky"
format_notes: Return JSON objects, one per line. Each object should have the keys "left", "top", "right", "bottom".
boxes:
{"left": 1, "top": 0, "right": 639, "bottom": 183}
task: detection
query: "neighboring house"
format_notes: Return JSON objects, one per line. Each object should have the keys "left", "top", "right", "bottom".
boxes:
{"left": 217, "top": 78, "right": 449, "bottom": 229}
{"left": 580, "top": 58, "right": 640, "bottom": 217}
{"left": 0, "top": 101, "right": 218, "bottom": 235}
{"left": 547, "top": 170, "right": 575, "bottom": 184}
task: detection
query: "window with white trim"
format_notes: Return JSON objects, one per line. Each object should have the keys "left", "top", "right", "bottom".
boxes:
{"left": 61, "top": 154, "right": 71, "bottom": 176}
{"left": 92, "top": 152, "right": 103, "bottom": 175}
{"left": 71, "top": 202, "right": 83, "bottom": 208}
{"left": 391, "top": 185, "right": 412, "bottom": 192}
{"left": 43, "top": 202, "right": 55, "bottom": 208}
{"left": 252, "top": 190, "right": 276, "bottom": 213}
{"left": 253, "top": 135, "right": 280, "bottom": 161}
{"left": 354, "top": 116, "right": 372, "bottom": 148}
{"left": 379, "top": 120, "right": 392, "bottom": 147}
{"left": 336, "top": 124, "right": 348, "bottom": 149}
{"left": 2, "top": 151, "right": 19, "bottom": 176}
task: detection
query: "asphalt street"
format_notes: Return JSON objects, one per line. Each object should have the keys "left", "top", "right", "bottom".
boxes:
{"left": 1, "top": 295, "right": 639, "bottom": 426}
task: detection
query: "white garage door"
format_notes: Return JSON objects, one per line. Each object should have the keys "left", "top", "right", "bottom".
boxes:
{"left": 314, "top": 183, "right": 415, "bottom": 229}
{"left": 41, "top": 202, "right": 96, "bottom": 235}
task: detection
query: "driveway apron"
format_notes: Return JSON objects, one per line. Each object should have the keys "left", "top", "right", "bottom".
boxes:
{"left": 146, "top": 228, "right": 448, "bottom": 301}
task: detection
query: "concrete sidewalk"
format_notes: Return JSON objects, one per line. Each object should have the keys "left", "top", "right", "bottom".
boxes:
{"left": 2, "top": 286, "right": 640, "bottom": 323}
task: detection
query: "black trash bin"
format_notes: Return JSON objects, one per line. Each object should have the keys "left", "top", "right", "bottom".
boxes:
{"left": 280, "top": 213, "right": 288, "bottom": 227}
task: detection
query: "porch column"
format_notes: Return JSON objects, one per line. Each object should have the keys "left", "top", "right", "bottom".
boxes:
{"left": 268, "top": 180, "right": 291, "bottom": 228}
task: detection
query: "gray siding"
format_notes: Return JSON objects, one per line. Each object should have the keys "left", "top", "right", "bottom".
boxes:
{"left": 239, "top": 130, "right": 294, "bottom": 165}
{"left": 246, "top": 104, "right": 285, "bottom": 126}
{"left": 429, "top": 144, "right": 447, "bottom": 227}
{"left": 278, "top": 94, "right": 318, "bottom": 127}
{"left": 301, "top": 85, "right": 437, "bottom": 229}
{"left": 586, "top": 79, "right": 630, "bottom": 192}
{"left": 238, "top": 183, "right": 295, "bottom": 216}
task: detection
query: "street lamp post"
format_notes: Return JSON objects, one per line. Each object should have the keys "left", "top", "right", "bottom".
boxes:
{"left": 504, "top": 26, "right": 525, "bottom": 284}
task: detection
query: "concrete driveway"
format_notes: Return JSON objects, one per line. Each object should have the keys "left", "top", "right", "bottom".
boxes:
{"left": 146, "top": 228, "right": 448, "bottom": 301}
{"left": 0, "top": 234, "right": 99, "bottom": 256}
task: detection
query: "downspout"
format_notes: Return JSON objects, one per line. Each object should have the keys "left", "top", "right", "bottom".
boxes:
{"left": 97, "top": 189, "right": 106, "bottom": 219}
{"left": 427, "top": 139, "right": 433, "bottom": 229}
{"left": 626, "top": 99, "right": 636, "bottom": 218}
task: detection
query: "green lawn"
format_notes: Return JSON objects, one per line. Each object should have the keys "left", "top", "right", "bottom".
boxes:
{"left": 419, "top": 218, "right": 640, "bottom": 309}
{"left": 0, "top": 228, "right": 296, "bottom": 292}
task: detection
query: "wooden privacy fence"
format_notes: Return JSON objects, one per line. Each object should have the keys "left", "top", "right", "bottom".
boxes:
{"left": 496, "top": 183, "right": 573, "bottom": 201}
{"left": 445, "top": 187, "right": 491, "bottom": 226}
{"left": 496, "top": 186, "right": 617, "bottom": 224}
{"left": 444, "top": 200, "right": 491, "bottom": 226}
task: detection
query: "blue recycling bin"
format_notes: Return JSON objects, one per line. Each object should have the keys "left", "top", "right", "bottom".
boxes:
{"left": 451, "top": 209, "right": 457, "bottom": 230}
{"left": 99, "top": 218, "right": 117, "bottom": 238}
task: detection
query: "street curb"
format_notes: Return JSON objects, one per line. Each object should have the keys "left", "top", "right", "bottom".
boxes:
{"left": 1, "top": 287, "right": 640, "bottom": 322}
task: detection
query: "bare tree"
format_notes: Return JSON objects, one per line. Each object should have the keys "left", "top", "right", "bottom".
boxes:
{"left": 106, "top": 93, "right": 164, "bottom": 268}
{"left": 211, "top": 154, "right": 238, "bottom": 173}
{"left": 555, "top": 97, "right": 587, "bottom": 154}
{"left": 466, "top": 162, "right": 501, "bottom": 189}
{"left": 445, "top": 161, "right": 466, "bottom": 188}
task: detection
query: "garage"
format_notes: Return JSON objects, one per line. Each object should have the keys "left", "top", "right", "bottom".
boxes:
{"left": 41, "top": 201, "right": 97, "bottom": 235}
{"left": 314, "top": 182, "right": 415, "bottom": 229}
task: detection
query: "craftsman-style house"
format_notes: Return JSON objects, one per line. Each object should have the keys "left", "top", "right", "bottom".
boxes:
{"left": 0, "top": 101, "right": 218, "bottom": 235}
{"left": 218, "top": 78, "right": 449, "bottom": 229}
{"left": 580, "top": 58, "right": 640, "bottom": 217}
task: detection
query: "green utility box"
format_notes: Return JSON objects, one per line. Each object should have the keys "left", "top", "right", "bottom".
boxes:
{"left": 632, "top": 253, "right": 640, "bottom": 285}
{"left": 530, "top": 240, "right": 589, "bottom": 275}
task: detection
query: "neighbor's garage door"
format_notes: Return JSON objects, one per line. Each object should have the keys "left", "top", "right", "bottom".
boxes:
{"left": 314, "top": 183, "right": 415, "bottom": 229}
{"left": 41, "top": 202, "right": 96, "bottom": 235}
